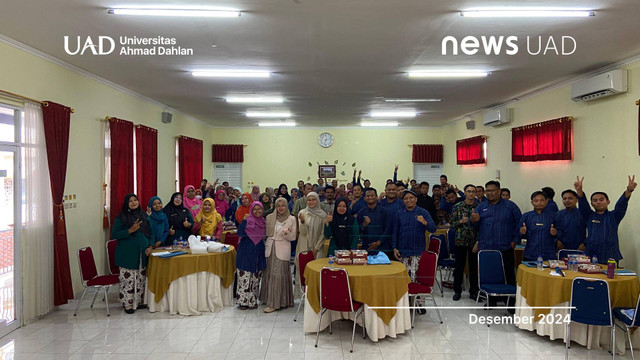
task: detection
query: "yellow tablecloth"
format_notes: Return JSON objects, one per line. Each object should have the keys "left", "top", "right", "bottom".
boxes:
{"left": 425, "top": 226, "right": 449, "bottom": 248}
{"left": 304, "top": 258, "right": 410, "bottom": 325}
{"left": 147, "top": 248, "right": 237, "bottom": 303}
{"left": 516, "top": 264, "right": 640, "bottom": 317}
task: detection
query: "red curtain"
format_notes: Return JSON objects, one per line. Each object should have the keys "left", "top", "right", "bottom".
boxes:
{"left": 178, "top": 136, "right": 203, "bottom": 190}
{"left": 135, "top": 125, "right": 158, "bottom": 209}
{"left": 512, "top": 117, "right": 572, "bottom": 162}
{"left": 42, "top": 101, "right": 74, "bottom": 305}
{"left": 212, "top": 144, "right": 244, "bottom": 162}
{"left": 412, "top": 144, "right": 443, "bottom": 163}
{"left": 456, "top": 136, "right": 486, "bottom": 165}
{"left": 109, "top": 118, "right": 134, "bottom": 227}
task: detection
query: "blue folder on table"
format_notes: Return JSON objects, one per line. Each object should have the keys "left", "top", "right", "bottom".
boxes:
{"left": 522, "top": 261, "right": 548, "bottom": 268}
{"left": 158, "top": 251, "right": 188, "bottom": 258}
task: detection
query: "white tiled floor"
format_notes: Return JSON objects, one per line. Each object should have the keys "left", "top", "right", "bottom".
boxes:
{"left": 0, "top": 287, "right": 632, "bottom": 360}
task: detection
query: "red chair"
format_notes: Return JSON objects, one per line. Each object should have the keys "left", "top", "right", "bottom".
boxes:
{"left": 409, "top": 251, "right": 443, "bottom": 327}
{"left": 294, "top": 251, "right": 316, "bottom": 322}
{"left": 74, "top": 247, "right": 119, "bottom": 316}
{"left": 106, "top": 240, "right": 118, "bottom": 275}
{"left": 428, "top": 235, "right": 443, "bottom": 296}
{"left": 224, "top": 233, "right": 239, "bottom": 249}
{"left": 315, "top": 267, "right": 365, "bottom": 353}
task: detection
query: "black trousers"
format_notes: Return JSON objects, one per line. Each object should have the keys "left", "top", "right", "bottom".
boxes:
{"left": 500, "top": 248, "right": 516, "bottom": 286}
{"left": 453, "top": 245, "right": 478, "bottom": 295}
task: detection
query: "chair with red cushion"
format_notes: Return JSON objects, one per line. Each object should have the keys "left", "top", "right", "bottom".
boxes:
{"left": 106, "top": 240, "right": 118, "bottom": 275}
{"left": 294, "top": 251, "right": 316, "bottom": 322}
{"left": 428, "top": 235, "right": 444, "bottom": 296}
{"left": 74, "top": 246, "right": 119, "bottom": 316}
{"left": 409, "top": 250, "right": 443, "bottom": 327}
{"left": 315, "top": 267, "right": 365, "bottom": 353}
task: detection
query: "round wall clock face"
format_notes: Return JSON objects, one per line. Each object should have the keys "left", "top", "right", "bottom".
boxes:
{"left": 318, "top": 132, "right": 334, "bottom": 148}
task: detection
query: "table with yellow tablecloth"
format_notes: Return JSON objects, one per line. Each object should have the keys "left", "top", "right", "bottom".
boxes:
{"left": 145, "top": 247, "right": 237, "bottom": 315}
{"left": 302, "top": 258, "right": 412, "bottom": 342}
{"left": 515, "top": 263, "right": 640, "bottom": 355}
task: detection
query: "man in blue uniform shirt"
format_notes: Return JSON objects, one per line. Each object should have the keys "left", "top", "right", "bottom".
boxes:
{"left": 553, "top": 189, "right": 586, "bottom": 251}
{"left": 520, "top": 191, "right": 557, "bottom": 260}
{"left": 357, "top": 188, "right": 392, "bottom": 256}
{"left": 574, "top": 176, "right": 636, "bottom": 264}
{"left": 379, "top": 182, "right": 404, "bottom": 215}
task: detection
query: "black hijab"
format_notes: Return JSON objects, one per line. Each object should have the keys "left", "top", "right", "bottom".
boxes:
{"left": 329, "top": 197, "right": 355, "bottom": 250}
{"left": 277, "top": 183, "right": 291, "bottom": 202}
{"left": 162, "top": 192, "right": 191, "bottom": 230}
{"left": 118, "top": 193, "right": 150, "bottom": 237}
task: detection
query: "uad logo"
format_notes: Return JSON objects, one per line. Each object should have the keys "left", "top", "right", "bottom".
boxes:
{"left": 64, "top": 36, "right": 115, "bottom": 55}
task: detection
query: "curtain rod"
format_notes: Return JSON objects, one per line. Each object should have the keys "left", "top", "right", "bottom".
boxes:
{"left": 0, "top": 89, "right": 75, "bottom": 113}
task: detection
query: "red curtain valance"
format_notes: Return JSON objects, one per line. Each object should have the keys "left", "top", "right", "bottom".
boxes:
{"left": 42, "top": 101, "right": 74, "bottom": 305}
{"left": 135, "top": 125, "right": 157, "bottom": 208}
{"left": 456, "top": 136, "right": 486, "bottom": 165}
{"left": 512, "top": 117, "right": 573, "bottom": 162}
{"left": 212, "top": 144, "right": 244, "bottom": 162}
{"left": 412, "top": 144, "right": 443, "bottom": 163}
{"left": 178, "top": 136, "right": 203, "bottom": 190}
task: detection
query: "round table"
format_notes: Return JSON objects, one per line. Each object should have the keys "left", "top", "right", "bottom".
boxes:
{"left": 515, "top": 263, "right": 640, "bottom": 354}
{"left": 145, "top": 248, "right": 237, "bottom": 315}
{"left": 302, "top": 258, "right": 412, "bottom": 341}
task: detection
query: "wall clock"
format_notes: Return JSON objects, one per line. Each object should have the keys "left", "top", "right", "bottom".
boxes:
{"left": 318, "top": 132, "right": 334, "bottom": 148}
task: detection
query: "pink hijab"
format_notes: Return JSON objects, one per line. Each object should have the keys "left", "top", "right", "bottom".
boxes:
{"left": 183, "top": 185, "right": 202, "bottom": 219}
{"left": 251, "top": 185, "right": 261, "bottom": 202}
{"left": 214, "top": 190, "right": 230, "bottom": 217}
{"left": 244, "top": 201, "right": 266, "bottom": 245}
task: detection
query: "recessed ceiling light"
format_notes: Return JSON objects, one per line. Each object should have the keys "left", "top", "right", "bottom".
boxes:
{"left": 460, "top": 9, "right": 595, "bottom": 18}
{"left": 361, "top": 122, "right": 399, "bottom": 127}
{"left": 408, "top": 71, "right": 489, "bottom": 78}
{"left": 246, "top": 111, "right": 292, "bottom": 118}
{"left": 258, "top": 121, "right": 296, "bottom": 127}
{"left": 225, "top": 96, "right": 284, "bottom": 103}
{"left": 108, "top": 8, "right": 241, "bottom": 17}
{"left": 192, "top": 70, "right": 271, "bottom": 78}
{"left": 370, "top": 111, "right": 416, "bottom": 118}
{"left": 384, "top": 98, "right": 443, "bottom": 102}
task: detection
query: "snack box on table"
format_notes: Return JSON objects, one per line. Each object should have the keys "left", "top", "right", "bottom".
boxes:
{"left": 334, "top": 250, "right": 353, "bottom": 265}
{"left": 351, "top": 250, "right": 368, "bottom": 265}
{"left": 562, "top": 255, "right": 591, "bottom": 264}
{"left": 548, "top": 260, "right": 567, "bottom": 270}
{"left": 578, "top": 264, "right": 602, "bottom": 274}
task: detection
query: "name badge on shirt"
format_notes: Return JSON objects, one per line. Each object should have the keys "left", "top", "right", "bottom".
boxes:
{"left": 535, "top": 223, "right": 544, "bottom": 226}
{"left": 592, "top": 220, "right": 601, "bottom": 224}
{"left": 482, "top": 209, "right": 488, "bottom": 212}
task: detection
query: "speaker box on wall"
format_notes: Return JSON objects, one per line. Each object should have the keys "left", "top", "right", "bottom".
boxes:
{"left": 162, "top": 111, "right": 173, "bottom": 124}
{"left": 465, "top": 120, "right": 475, "bottom": 130}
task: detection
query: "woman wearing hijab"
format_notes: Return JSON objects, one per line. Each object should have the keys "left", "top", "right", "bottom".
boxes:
{"left": 277, "top": 184, "right": 291, "bottom": 202}
{"left": 250, "top": 185, "right": 261, "bottom": 202}
{"left": 147, "top": 196, "right": 170, "bottom": 247}
{"left": 260, "top": 192, "right": 275, "bottom": 218}
{"left": 235, "top": 192, "right": 252, "bottom": 224}
{"left": 162, "top": 192, "right": 194, "bottom": 243}
{"left": 261, "top": 198, "right": 296, "bottom": 313}
{"left": 195, "top": 198, "right": 223, "bottom": 238}
{"left": 289, "top": 188, "right": 299, "bottom": 212}
{"left": 236, "top": 201, "right": 267, "bottom": 309}
{"left": 183, "top": 185, "right": 202, "bottom": 220}
{"left": 295, "top": 192, "right": 327, "bottom": 296}
{"left": 214, "top": 190, "right": 230, "bottom": 220}
{"left": 112, "top": 194, "right": 154, "bottom": 314}
{"left": 324, "top": 197, "right": 359, "bottom": 256}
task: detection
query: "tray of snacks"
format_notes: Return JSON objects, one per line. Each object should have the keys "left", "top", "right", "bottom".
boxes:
{"left": 548, "top": 260, "right": 567, "bottom": 270}
{"left": 334, "top": 250, "right": 352, "bottom": 265}
{"left": 351, "top": 250, "right": 368, "bottom": 265}
{"left": 578, "top": 264, "right": 602, "bottom": 273}
{"left": 575, "top": 255, "right": 592, "bottom": 264}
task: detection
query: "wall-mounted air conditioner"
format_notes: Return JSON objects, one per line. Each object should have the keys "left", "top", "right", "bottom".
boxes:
{"left": 483, "top": 108, "right": 512, "bottom": 127}
{"left": 571, "top": 69, "right": 627, "bottom": 102}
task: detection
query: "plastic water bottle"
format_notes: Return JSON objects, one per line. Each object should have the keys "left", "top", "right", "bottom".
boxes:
{"left": 328, "top": 256, "right": 334, "bottom": 268}
{"left": 537, "top": 255, "right": 544, "bottom": 271}
{"left": 173, "top": 239, "right": 178, "bottom": 249}
{"left": 592, "top": 255, "right": 598, "bottom": 265}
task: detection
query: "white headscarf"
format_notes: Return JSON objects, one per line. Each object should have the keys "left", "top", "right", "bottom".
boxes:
{"left": 305, "top": 192, "right": 326, "bottom": 218}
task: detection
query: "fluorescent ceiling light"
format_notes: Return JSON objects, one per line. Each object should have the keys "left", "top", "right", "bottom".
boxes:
{"left": 258, "top": 121, "right": 296, "bottom": 127}
{"left": 408, "top": 71, "right": 489, "bottom": 78}
{"left": 225, "top": 96, "right": 284, "bottom": 103}
{"left": 370, "top": 111, "right": 416, "bottom": 118}
{"left": 246, "top": 111, "right": 291, "bottom": 118}
{"left": 384, "top": 98, "right": 443, "bottom": 102}
{"left": 192, "top": 70, "right": 271, "bottom": 78}
{"left": 361, "top": 122, "right": 399, "bottom": 127}
{"left": 108, "top": 8, "right": 241, "bottom": 17}
{"left": 460, "top": 9, "right": 595, "bottom": 17}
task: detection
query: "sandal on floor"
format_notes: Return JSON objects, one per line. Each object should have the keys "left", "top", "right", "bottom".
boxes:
{"left": 238, "top": 306, "right": 248, "bottom": 310}
{"left": 263, "top": 307, "right": 276, "bottom": 313}
{"left": 124, "top": 308, "right": 135, "bottom": 314}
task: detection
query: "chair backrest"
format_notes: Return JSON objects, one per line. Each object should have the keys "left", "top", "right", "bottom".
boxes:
{"left": 570, "top": 277, "right": 612, "bottom": 326}
{"left": 416, "top": 251, "right": 437, "bottom": 287}
{"left": 320, "top": 267, "right": 355, "bottom": 312}
{"left": 224, "top": 233, "right": 239, "bottom": 249}
{"left": 558, "top": 249, "right": 585, "bottom": 260}
{"left": 447, "top": 228, "right": 456, "bottom": 259}
{"left": 298, "top": 251, "right": 316, "bottom": 287}
{"left": 428, "top": 235, "right": 442, "bottom": 257}
{"left": 631, "top": 294, "right": 640, "bottom": 327}
{"left": 77, "top": 247, "right": 98, "bottom": 285}
{"left": 106, "top": 240, "right": 118, "bottom": 275}
{"left": 478, "top": 250, "right": 506, "bottom": 287}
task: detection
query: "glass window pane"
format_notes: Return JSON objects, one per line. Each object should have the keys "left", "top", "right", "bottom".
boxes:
{"left": 0, "top": 107, "right": 15, "bottom": 143}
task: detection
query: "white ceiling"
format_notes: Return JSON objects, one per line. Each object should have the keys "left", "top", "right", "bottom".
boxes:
{"left": 1, "top": 0, "right": 639, "bottom": 127}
